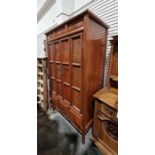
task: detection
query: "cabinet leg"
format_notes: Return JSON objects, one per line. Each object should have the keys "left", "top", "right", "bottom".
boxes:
{"left": 82, "top": 133, "right": 85, "bottom": 144}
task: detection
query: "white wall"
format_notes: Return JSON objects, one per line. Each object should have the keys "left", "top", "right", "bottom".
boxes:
{"left": 37, "top": 0, "right": 74, "bottom": 57}
{"left": 37, "top": 0, "right": 46, "bottom": 11}
{"left": 37, "top": 0, "right": 75, "bottom": 35}
{"left": 37, "top": 33, "right": 46, "bottom": 57}
{"left": 37, "top": 2, "right": 58, "bottom": 35}
{"left": 74, "top": 0, "right": 93, "bottom": 10}
{"left": 62, "top": 0, "right": 74, "bottom": 14}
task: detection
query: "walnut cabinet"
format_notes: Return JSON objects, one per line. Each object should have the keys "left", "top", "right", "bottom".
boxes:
{"left": 45, "top": 10, "right": 108, "bottom": 143}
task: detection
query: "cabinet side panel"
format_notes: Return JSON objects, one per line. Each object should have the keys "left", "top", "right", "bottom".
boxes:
{"left": 84, "top": 18, "right": 107, "bottom": 125}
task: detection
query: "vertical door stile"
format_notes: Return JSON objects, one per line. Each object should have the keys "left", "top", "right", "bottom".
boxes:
{"left": 70, "top": 36, "right": 73, "bottom": 107}
{"left": 80, "top": 33, "right": 83, "bottom": 114}
{"left": 67, "top": 36, "right": 71, "bottom": 104}
{"left": 59, "top": 40, "right": 63, "bottom": 99}
{"left": 70, "top": 33, "right": 83, "bottom": 113}
{"left": 61, "top": 37, "right": 71, "bottom": 104}
{"left": 47, "top": 44, "right": 50, "bottom": 79}
{"left": 69, "top": 37, "right": 71, "bottom": 105}
{"left": 53, "top": 43, "right": 56, "bottom": 95}
{"left": 60, "top": 40, "right": 63, "bottom": 99}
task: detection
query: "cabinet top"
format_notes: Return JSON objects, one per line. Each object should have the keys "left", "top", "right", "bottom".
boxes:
{"left": 45, "top": 9, "right": 109, "bottom": 35}
{"left": 93, "top": 88, "right": 118, "bottom": 110}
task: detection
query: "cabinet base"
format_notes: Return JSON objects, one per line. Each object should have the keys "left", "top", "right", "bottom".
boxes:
{"left": 90, "top": 137, "right": 117, "bottom": 155}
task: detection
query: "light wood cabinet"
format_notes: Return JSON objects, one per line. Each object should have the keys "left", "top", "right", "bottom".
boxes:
{"left": 92, "top": 88, "right": 118, "bottom": 155}
{"left": 45, "top": 10, "right": 108, "bottom": 143}
{"left": 91, "top": 36, "right": 118, "bottom": 154}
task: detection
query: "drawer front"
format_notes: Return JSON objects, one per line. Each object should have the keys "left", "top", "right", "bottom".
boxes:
{"left": 47, "top": 32, "right": 55, "bottom": 40}
{"left": 68, "top": 18, "right": 83, "bottom": 31}
{"left": 96, "top": 101, "right": 117, "bottom": 121}
{"left": 58, "top": 100, "right": 68, "bottom": 116}
{"left": 68, "top": 108, "right": 83, "bottom": 130}
{"left": 55, "top": 26, "right": 65, "bottom": 36}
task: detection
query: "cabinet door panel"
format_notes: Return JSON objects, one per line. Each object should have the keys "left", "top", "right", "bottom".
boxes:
{"left": 70, "top": 33, "right": 82, "bottom": 112}
{"left": 63, "top": 85, "right": 71, "bottom": 103}
{"left": 49, "top": 63, "right": 55, "bottom": 78}
{"left": 49, "top": 44, "right": 54, "bottom": 61}
{"left": 72, "top": 66, "right": 81, "bottom": 88}
{"left": 72, "top": 89, "right": 81, "bottom": 112}
{"left": 72, "top": 35, "right": 82, "bottom": 63}
{"left": 55, "top": 42, "right": 61, "bottom": 62}
{"left": 56, "top": 82, "right": 62, "bottom": 97}
{"left": 56, "top": 64, "right": 62, "bottom": 80}
{"left": 50, "top": 79, "right": 56, "bottom": 93}
{"left": 62, "top": 39, "right": 70, "bottom": 63}
{"left": 61, "top": 38, "right": 70, "bottom": 103}
{"left": 63, "top": 65, "right": 70, "bottom": 84}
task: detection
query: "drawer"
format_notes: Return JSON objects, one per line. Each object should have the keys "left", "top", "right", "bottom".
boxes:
{"left": 68, "top": 108, "right": 83, "bottom": 130}
{"left": 68, "top": 18, "right": 83, "bottom": 31}
{"left": 47, "top": 32, "right": 55, "bottom": 40}
{"left": 58, "top": 100, "right": 68, "bottom": 116}
{"left": 96, "top": 100, "right": 117, "bottom": 121}
{"left": 55, "top": 26, "right": 65, "bottom": 36}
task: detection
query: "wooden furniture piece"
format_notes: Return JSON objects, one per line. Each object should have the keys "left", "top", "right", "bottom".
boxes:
{"left": 91, "top": 36, "right": 118, "bottom": 154}
{"left": 92, "top": 88, "right": 118, "bottom": 155}
{"left": 37, "top": 57, "right": 48, "bottom": 110}
{"left": 109, "top": 36, "right": 118, "bottom": 89}
{"left": 45, "top": 10, "right": 108, "bottom": 143}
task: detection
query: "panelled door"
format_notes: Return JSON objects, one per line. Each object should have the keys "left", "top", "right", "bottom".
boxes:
{"left": 54, "top": 41, "right": 63, "bottom": 99}
{"left": 49, "top": 33, "right": 83, "bottom": 112}
{"left": 70, "top": 33, "right": 83, "bottom": 113}
{"left": 61, "top": 37, "right": 71, "bottom": 104}
{"left": 48, "top": 43, "right": 56, "bottom": 95}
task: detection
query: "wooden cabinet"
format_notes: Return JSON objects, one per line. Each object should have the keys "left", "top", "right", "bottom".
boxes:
{"left": 92, "top": 88, "right": 118, "bottom": 155}
{"left": 91, "top": 36, "right": 118, "bottom": 154}
{"left": 109, "top": 36, "right": 118, "bottom": 89}
{"left": 45, "top": 10, "right": 108, "bottom": 143}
